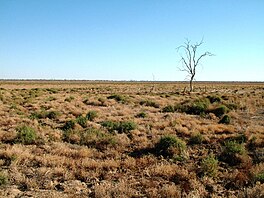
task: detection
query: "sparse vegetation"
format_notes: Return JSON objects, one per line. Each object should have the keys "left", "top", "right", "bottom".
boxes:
{"left": 16, "top": 125, "right": 37, "bottom": 145}
{"left": 0, "top": 81, "right": 263, "bottom": 197}
{"left": 101, "top": 120, "right": 137, "bottom": 134}
{"left": 219, "top": 114, "right": 231, "bottom": 124}
{"left": 189, "top": 133, "right": 204, "bottom": 145}
{"left": 0, "top": 172, "right": 8, "bottom": 186}
{"left": 86, "top": 110, "right": 98, "bottom": 121}
{"left": 62, "top": 120, "right": 76, "bottom": 131}
{"left": 155, "top": 135, "right": 186, "bottom": 158}
{"left": 200, "top": 154, "right": 218, "bottom": 177}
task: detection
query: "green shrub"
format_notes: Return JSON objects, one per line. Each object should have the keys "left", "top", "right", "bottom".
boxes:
{"left": 80, "top": 128, "right": 117, "bottom": 150}
{"left": 255, "top": 172, "right": 264, "bottom": 183}
{"left": 229, "top": 133, "right": 247, "bottom": 144}
{"left": 16, "top": 125, "right": 37, "bottom": 144}
{"left": 176, "top": 98, "right": 210, "bottom": 115}
{"left": 63, "top": 129, "right": 80, "bottom": 144}
{"left": 207, "top": 95, "right": 221, "bottom": 103}
{"left": 30, "top": 110, "right": 59, "bottom": 120}
{"left": 86, "top": 111, "right": 98, "bottom": 121}
{"left": 162, "top": 105, "right": 175, "bottom": 113}
{"left": 0, "top": 172, "right": 8, "bottom": 186}
{"left": 225, "top": 103, "right": 239, "bottom": 110}
{"left": 220, "top": 140, "right": 246, "bottom": 166}
{"left": 76, "top": 116, "right": 87, "bottom": 128}
{"left": 219, "top": 114, "right": 231, "bottom": 124}
{"left": 46, "top": 88, "right": 58, "bottom": 94}
{"left": 201, "top": 154, "right": 218, "bottom": 177}
{"left": 118, "top": 121, "right": 137, "bottom": 133}
{"left": 224, "top": 141, "right": 245, "bottom": 155}
{"left": 65, "top": 96, "right": 75, "bottom": 102}
{"left": 211, "top": 105, "right": 229, "bottom": 118}
{"left": 62, "top": 120, "right": 75, "bottom": 131}
{"left": 189, "top": 133, "right": 204, "bottom": 145}
{"left": 100, "top": 121, "right": 118, "bottom": 133}
{"left": 46, "top": 111, "right": 59, "bottom": 119}
{"left": 107, "top": 94, "right": 126, "bottom": 103}
{"left": 155, "top": 135, "right": 186, "bottom": 157}
{"left": 100, "top": 120, "right": 137, "bottom": 134}
{"left": 136, "top": 112, "right": 147, "bottom": 118}
{"left": 140, "top": 100, "right": 159, "bottom": 108}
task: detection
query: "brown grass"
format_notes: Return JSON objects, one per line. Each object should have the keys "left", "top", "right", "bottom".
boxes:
{"left": 0, "top": 81, "right": 263, "bottom": 197}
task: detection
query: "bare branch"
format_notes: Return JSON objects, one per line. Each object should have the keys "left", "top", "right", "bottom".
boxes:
{"left": 176, "top": 38, "right": 213, "bottom": 92}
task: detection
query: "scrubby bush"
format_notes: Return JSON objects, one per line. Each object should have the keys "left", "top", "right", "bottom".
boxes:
{"left": 100, "top": 121, "right": 119, "bottom": 133}
{"left": 140, "top": 100, "right": 159, "bottom": 108}
{"left": 118, "top": 121, "right": 137, "bottom": 133}
{"left": 62, "top": 120, "right": 75, "bottom": 131}
{"left": 155, "top": 135, "right": 186, "bottom": 158}
{"left": 30, "top": 110, "right": 59, "bottom": 120}
{"left": 224, "top": 141, "right": 245, "bottom": 155}
{"left": 107, "top": 94, "right": 126, "bottom": 103}
{"left": 16, "top": 125, "right": 37, "bottom": 145}
{"left": 220, "top": 140, "right": 246, "bottom": 166}
{"left": 86, "top": 110, "right": 98, "bottom": 121}
{"left": 225, "top": 103, "right": 239, "bottom": 110}
{"left": 162, "top": 105, "right": 175, "bottom": 113}
{"left": 211, "top": 105, "right": 229, "bottom": 117}
{"left": 63, "top": 129, "right": 80, "bottom": 144}
{"left": 76, "top": 115, "right": 87, "bottom": 128}
{"left": 136, "top": 112, "right": 147, "bottom": 118}
{"left": 80, "top": 128, "right": 117, "bottom": 150}
{"left": 65, "top": 96, "right": 75, "bottom": 102}
{"left": 219, "top": 114, "right": 231, "bottom": 124}
{"left": 101, "top": 120, "right": 137, "bottom": 134}
{"left": 201, "top": 154, "right": 218, "bottom": 177}
{"left": 207, "top": 95, "right": 221, "bottom": 103}
{"left": 254, "top": 172, "right": 264, "bottom": 183}
{"left": 175, "top": 98, "right": 210, "bottom": 115}
{"left": 189, "top": 133, "right": 204, "bottom": 145}
{"left": 0, "top": 172, "right": 8, "bottom": 186}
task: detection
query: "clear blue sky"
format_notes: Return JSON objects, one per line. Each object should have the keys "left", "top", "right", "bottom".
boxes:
{"left": 0, "top": 0, "right": 263, "bottom": 81}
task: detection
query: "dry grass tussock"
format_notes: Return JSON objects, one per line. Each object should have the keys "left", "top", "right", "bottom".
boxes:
{"left": 0, "top": 81, "right": 263, "bottom": 197}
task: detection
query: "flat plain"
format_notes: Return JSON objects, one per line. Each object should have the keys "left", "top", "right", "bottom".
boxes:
{"left": 0, "top": 81, "right": 263, "bottom": 197}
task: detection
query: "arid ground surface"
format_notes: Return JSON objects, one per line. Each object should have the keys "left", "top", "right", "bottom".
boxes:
{"left": 0, "top": 81, "right": 263, "bottom": 197}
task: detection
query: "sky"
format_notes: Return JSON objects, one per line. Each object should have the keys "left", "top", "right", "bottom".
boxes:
{"left": 0, "top": 0, "right": 263, "bottom": 81}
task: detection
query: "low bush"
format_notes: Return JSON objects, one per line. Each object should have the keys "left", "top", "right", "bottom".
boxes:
{"left": 175, "top": 98, "right": 210, "bottom": 115}
{"left": 140, "top": 100, "right": 159, "bottom": 108}
{"left": 65, "top": 96, "right": 75, "bottom": 102}
{"left": 86, "top": 110, "right": 98, "bottom": 121}
{"left": 136, "top": 112, "right": 147, "bottom": 118}
{"left": 220, "top": 140, "right": 246, "bottom": 166}
{"left": 80, "top": 128, "right": 117, "bottom": 150}
{"left": 162, "top": 105, "right": 175, "bottom": 113}
{"left": 189, "top": 133, "right": 204, "bottom": 145}
{"left": 101, "top": 120, "right": 137, "bottom": 134}
{"left": 201, "top": 154, "right": 218, "bottom": 177}
{"left": 211, "top": 105, "right": 229, "bottom": 118}
{"left": 254, "top": 172, "right": 264, "bottom": 183}
{"left": 207, "top": 95, "right": 222, "bottom": 103}
{"left": 100, "top": 120, "right": 119, "bottom": 133}
{"left": 0, "top": 172, "right": 8, "bottom": 186}
{"left": 219, "top": 114, "right": 231, "bottom": 124}
{"left": 155, "top": 135, "right": 186, "bottom": 158}
{"left": 107, "top": 94, "right": 126, "bottom": 103}
{"left": 76, "top": 115, "right": 87, "bottom": 128}
{"left": 30, "top": 110, "right": 59, "bottom": 120}
{"left": 16, "top": 125, "right": 37, "bottom": 145}
{"left": 62, "top": 120, "right": 76, "bottom": 131}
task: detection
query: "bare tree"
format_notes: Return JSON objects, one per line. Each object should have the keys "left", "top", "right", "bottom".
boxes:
{"left": 177, "top": 39, "right": 214, "bottom": 92}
